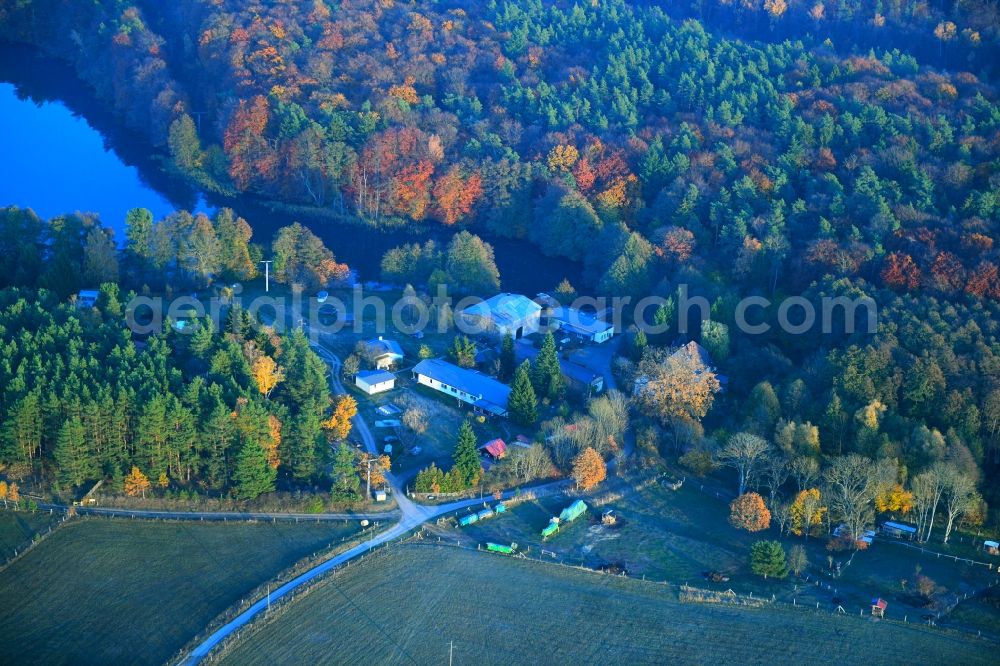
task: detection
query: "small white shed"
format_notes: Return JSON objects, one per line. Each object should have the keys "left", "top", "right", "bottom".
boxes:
{"left": 355, "top": 370, "right": 395, "bottom": 395}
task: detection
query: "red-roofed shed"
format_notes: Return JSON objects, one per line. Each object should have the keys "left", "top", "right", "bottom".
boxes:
{"left": 480, "top": 438, "right": 507, "bottom": 459}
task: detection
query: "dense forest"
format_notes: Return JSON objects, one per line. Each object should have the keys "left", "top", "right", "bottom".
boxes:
{"left": 0, "top": 1, "right": 998, "bottom": 522}
{"left": 0, "top": 205, "right": 370, "bottom": 500}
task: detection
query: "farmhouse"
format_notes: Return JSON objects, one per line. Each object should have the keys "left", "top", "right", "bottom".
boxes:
{"left": 458, "top": 293, "right": 541, "bottom": 339}
{"left": 363, "top": 337, "right": 404, "bottom": 370}
{"left": 548, "top": 306, "right": 615, "bottom": 343}
{"left": 412, "top": 358, "right": 511, "bottom": 417}
{"left": 355, "top": 370, "right": 395, "bottom": 395}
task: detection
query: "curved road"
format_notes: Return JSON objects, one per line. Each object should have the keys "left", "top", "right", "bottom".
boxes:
{"left": 180, "top": 325, "right": 566, "bottom": 665}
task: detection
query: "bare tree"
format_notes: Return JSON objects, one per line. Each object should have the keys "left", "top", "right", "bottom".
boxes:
{"left": 759, "top": 454, "right": 789, "bottom": 508}
{"left": 912, "top": 462, "right": 949, "bottom": 542}
{"left": 716, "top": 432, "right": 771, "bottom": 496}
{"left": 789, "top": 456, "right": 820, "bottom": 492}
{"left": 588, "top": 390, "right": 630, "bottom": 449}
{"left": 400, "top": 406, "right": 428, "bottom": 447}
{"left": 941, "top": 468, "right": 979, "bottom": 544}
{"left": 824, "top": 454, "right": 895, "bottom": 545}
{"left": 772, "top": 500, "right": 793, "bottom": 536}
{"left": 503, "top": 443, "right": 554, "bottom": 484}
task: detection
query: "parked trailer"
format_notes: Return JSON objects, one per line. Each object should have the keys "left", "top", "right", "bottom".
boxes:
{"left": 477, "top": 507, "right": 495, "bottom": 520}
{"left": 494, "top": 502, "right": 507, "bottom": 514}
{"left": 486, "top": 542, "right": 518, "bottom": 554}
{"left": 559, "top": 499, "right": 588, "bottom": 524}
{"left": 459, "top": 514, "right": 479, "bottom": 527}
{"left": 541, "top": 519, "right": 560, "bottom": 538}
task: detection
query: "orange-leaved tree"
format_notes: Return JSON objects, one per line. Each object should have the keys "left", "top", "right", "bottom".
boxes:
{"left": 322, "top": 395, "right": 358, "bottom": 442}
{"left": 124, "top": 466, "right": 151, "bottom": 498}
{"left": 433, "top": 166, "right": 482, "bottom": 225}
{"left": 572, "top": 447, "right": 606, "bottom": 490}
{"left": 356, "top": 452, "right": 391, "bottom": 489}
{"left": 265, "top": 414, "right": 282, "bottom": 470}
{"left": 729, "top": 492, "right": 771, "bottom": 532}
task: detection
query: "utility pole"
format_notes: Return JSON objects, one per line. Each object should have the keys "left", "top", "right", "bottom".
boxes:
{"left": 260, "top": 260, "right": 273, "bottom": 292}
{"left": 448, "top": 640, "right": 454, "bottom": 666}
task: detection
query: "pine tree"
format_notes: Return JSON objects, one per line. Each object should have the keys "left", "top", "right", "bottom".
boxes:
{"left": 330, "top": 444, "right": 360, "bottom": 501}
{"left": 509, "top": 360, "right": 538, "bottom": 426}
{"left": 233, "top": 440, "right": 277, "bottom": 500}
{"left": 286, "top": 403, "right": 322, "bottom": 482}
{"left": 532, "top": 332, "right": 563, "bottom": 400}
{"left": 499, "top": 333, "right": 517, "bottom": 382}
{"left": 54, "top": 416, "right": 97, "bottom": 488}
{"left": 750, "top": 540, "right": 788, "bottom": 579}
{"left": 452, "top": 420, "right": 482, "bottom": 488}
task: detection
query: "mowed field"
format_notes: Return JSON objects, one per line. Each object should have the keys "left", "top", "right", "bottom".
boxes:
{"left": 0, "top": 518, "right": 363, "bottom": 666}
{"left": 218, "top": 544, "right": 995, "bottom": 666}
{"left": 0, "top": 511, "right": 59, "bottom": 559}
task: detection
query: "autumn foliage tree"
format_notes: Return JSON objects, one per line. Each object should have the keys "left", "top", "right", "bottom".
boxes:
{"left": 789, "top": 488, "right": 826, "bottom": 538}
{"left": 224, "top": 95, "right": 275, "bottom": 190}
{"left": 124, "top": 466, "right": 151, "bottom": 498}
{"left": 572, "top": 447, "right": 606, "bottom": 490}
{"left": 434, "top": 166, "right": 482, "bottom": 225}
{"left": 729, "top": 492, "right": 771, "bottom": 532}
{"left": 322, "top": 395, "right": 358, "bottom": 442}
{"left": 252, "top": 355, "right": 284, "bottom": 398}
{"left": 881, "top": 252, "right": 921, "bottom": 291}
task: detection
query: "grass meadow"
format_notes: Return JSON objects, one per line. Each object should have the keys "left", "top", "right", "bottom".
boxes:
{"left": 217, "top": 543, "right": 996, "bottom": 666}
{"left": 0, "top": 517, "right": 362, "bottom": 666}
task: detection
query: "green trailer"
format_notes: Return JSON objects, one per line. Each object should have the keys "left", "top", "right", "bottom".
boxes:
{"left": 541, "top": 519, "right": 559, "bottom": 538}
{"left": 559, "top": 499, "right": 588, "bottom": 524}
{"left": 486, "top": 542, "right": 518, "bottom": 554}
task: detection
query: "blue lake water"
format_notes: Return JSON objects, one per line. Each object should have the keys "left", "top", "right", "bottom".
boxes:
{"left": 0, "top": 81, "right": 212, "bottom": 238}
{"left": 0, "top": 44, "right": 582, "bottom": 291}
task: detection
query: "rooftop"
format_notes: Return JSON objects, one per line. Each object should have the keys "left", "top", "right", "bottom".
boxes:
{"left": 459, "top": 293, "right": 541, "bottom": 326}
{"left": 412, "top": 358, "right": 511, "bottom": 411}
{"left": 365, "top": 337, "right": 404, "bottom": 358}
{"left": 356, "top": 370, "right": 396, "bottom": 384}
{"left": 550, "top": 306, "right": 613, "bottom": 336}
{"left": 670, "top": 341, "right": 714, "bottom": 369}
{"left": 480, "top": 438, "right": 507, "bottom": 458}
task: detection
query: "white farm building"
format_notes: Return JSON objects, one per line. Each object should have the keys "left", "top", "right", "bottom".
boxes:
{"left": 355, "top": 370, "right": 396, "bottom": 395}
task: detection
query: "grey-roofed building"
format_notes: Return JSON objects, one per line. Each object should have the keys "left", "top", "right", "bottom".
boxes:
{"left": 458, "top": 293, "right": 541, "bottom": 339}
{"left": 412, "top": 358, "right": 511, "bottom": 417}
{"left": 363, "top": 336, "right": 405, "bottom": 370}
{"left": 355, "top": 369, "right": 396, "bottom": 395}
{"left": 549, "top": 306, "right": 616, "bottom": 344}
